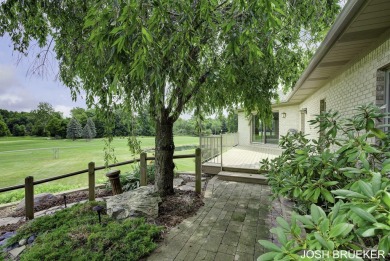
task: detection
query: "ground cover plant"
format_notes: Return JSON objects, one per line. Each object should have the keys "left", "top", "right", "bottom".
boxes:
{"left": 1, "top": 202, "right": 163, "bottom": 261}
{"left": 0, "top": 136, "right": 197, "bottom": 204}
{"left": 259, "top": 104, "right": 390, "bottom": 260}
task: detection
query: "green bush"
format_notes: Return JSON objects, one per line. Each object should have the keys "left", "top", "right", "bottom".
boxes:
{"left": 4, "top": 202, "right": 162, "bottom": 261}
{"left": 132, "top": 162, "right": 156, "bottom": 184}
{"left": 259, "top": 104, "right": 390, "bottom": 260}
{"left": 105, "top": 162, "right": 156, "bottom": 192}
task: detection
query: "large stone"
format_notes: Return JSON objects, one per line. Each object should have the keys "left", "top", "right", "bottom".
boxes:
{"left": 16, "top": 193, "right": 58, "bottom": 211}
{"left": 0, "top": 231, "right": 15, "bottom": 247}
{"left": 0, "top": 217, "right": 22, "bottom": 227}
{"left": 106, "top": 186, "right": 161, "bottom": 220}
{"left": 9, "top": 245, "right": 26, "bottom": 258}
{"left": 173, "top": 178, "right": 184, "bottom": 187}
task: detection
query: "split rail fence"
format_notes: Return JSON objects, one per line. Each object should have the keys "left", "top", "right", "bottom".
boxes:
{"left": 0, "top": 148, "right": 202, "bottom": 220}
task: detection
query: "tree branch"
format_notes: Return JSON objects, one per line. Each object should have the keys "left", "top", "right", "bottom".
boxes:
{"left": 170, "top": 70, "right": 209, "bottom": 122}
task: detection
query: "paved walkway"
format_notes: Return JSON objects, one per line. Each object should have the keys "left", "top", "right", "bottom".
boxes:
{"left": 147, "top": 177, "right": 288, "bottom": 261}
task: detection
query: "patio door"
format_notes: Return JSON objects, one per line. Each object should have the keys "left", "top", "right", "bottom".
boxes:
{"left": 251, "top": 112, "right": 279, "bottom": 144}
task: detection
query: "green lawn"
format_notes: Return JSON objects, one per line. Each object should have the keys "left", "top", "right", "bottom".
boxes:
{"left": 0, "top": 136, "right": 198, "bottom": 200}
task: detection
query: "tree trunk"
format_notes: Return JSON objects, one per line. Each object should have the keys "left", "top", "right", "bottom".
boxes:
{"left": 155, "top": 116, "right": 175, "bottom": 196}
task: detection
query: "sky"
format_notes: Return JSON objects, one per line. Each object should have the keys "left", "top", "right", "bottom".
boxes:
{"left": 0, "top": 35, "right": 87, "bottom": 117}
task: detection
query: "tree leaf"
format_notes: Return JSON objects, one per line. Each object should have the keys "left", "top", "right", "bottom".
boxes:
{"left": 332, "top": 190, "right": 367, "bottom": 199}
{"left": 258, "top": 240, "right": 282, "bottom": 252}
{"left": 350, "top": 207, "right": 377, "bottom": 223}
{"left": 257, "top": 252, "right": 280, "bottom": 261}
{"left": 276, "top": 217, "right": 290, "bottom": 231}
{"left": 382, "top": 191, "right": 390, "bottom": 208}
{"left": 357, "top": 180, "right": 373, "bottom": 198}
{"left": 321, "top": 188, "right": 335, "bottom": 203}
{"left": 361, "top": 227, "right": 377, "bottom": 237}
{"left": 329, "top": 223, "right": 354, "bottom": 238}
{"left": 370, "top": 128, "right": 387, "bottom": 139}
{"left": 371, "top": 172, "right": 382, "bottom": 194}
{"left": 314, "top": 232, "right": 331, "bottom": 249}
{"left": 378, "top": 235, "right": 390, "bottom": 255}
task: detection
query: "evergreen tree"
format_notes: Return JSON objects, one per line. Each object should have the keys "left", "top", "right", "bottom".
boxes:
{"left": 66, "top": 118, "right": 82, "bottom": 140}
{"left": 86, "top": 118, "right": 96, "bottom": 138}
{"left": 82, "top": 124, "right": 93, "bottom": 141}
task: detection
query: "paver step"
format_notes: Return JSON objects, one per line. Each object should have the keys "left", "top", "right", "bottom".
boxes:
{"left": 217, "top": 171, "right": 268, "bottom": 185}
{"left": 202, "top": 164, "right": 265, "bottom": 175}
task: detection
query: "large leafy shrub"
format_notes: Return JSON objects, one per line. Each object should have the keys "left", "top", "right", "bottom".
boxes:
{"left": 259, "top": 104, "right": 390, "bottom": 260}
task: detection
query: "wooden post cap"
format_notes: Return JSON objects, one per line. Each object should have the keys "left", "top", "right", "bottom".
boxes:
{"left": 105, "top": 170, "right": 121, "bottom": 178}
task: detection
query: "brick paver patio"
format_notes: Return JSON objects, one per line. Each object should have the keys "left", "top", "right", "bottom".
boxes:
{"left": 147, "top": 177, "right": 288, "bottom": 261}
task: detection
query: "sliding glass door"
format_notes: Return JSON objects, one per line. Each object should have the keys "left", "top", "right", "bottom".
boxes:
{"left": 251, "top": 112, "right": 279, "bottom": 144}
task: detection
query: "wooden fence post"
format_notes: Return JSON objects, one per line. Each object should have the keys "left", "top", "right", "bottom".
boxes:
{"left": 195, "top": 148, "right": 201, "bottom": 194}
{"left": 140, "top": 152, "right": 147, "bottom": 186}
{"left": 25, "top": 176, "right": 34, "bottom": 220}
{"left": 88, "top": 162, "right": 95, "bottom": 201}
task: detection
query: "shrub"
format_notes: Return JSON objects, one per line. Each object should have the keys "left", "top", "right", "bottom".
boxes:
{"left": 4, "top": 202, "right": 162, "bottom": 261}
{"left": 132, "top": 161, "right": 156, "bottom": 184}
{"left": 105, "top": 162, "right": 155, "bottom": 192}
{"left": 259, "top": 104, "right": 390, "bottom": 260}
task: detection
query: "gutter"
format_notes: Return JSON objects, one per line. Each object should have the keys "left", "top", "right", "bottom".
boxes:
{"left": 282, "top": 0, "right": 368, "bottom": 103}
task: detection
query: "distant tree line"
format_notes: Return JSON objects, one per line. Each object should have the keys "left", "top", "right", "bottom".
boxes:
{"left": 0, "top": 102, "right": 237, "bottom": 138}
{"left": 173, "top": 113, "right": 238, "bottom": 136}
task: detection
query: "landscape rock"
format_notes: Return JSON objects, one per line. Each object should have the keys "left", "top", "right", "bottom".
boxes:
{"left": 18, "top": 239, "right": 26, "bottom": 246}
{"left": 106, "top": 186, "right": 161, "bottom": 220}
{"left": 16, "top": 193, "right": 58, "bottom": 211}
{"left": 0, "top": 217, "right": 22, "bottom": 227}
{"left": 185, "top": 182, "right": 196, "bottom": 187}
{"left": 9, "top": 245, "right": 26, "bottom": 258}
{"left": 177, "top": 185, "right": 194, "bottom": 191}
{"left": 179, "top": 174, "right": 195, "bottom": 182}
{"left": 27, "top": 234, "right": 36, "bottom": 244}
{"left": 179, "top": 174, "right": 207, "bottom": 182}
{"left": 173, "top": 178, "right": 184, "bottom": 187}
{"left": 0, "top": 231, "right": 15, "bottom": 247}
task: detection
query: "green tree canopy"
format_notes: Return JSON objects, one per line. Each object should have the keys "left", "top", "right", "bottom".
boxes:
{"left": 30, "top": 102, "right": 55, "bottom": 136}
{"left": 0, "top": 0, "right": 341, "bottom": 195}
{"left": 71, "top": 107, "right": 88, "bottom": 126}
{"left": 0, "top": 118, "right": 10, "bottom": 137}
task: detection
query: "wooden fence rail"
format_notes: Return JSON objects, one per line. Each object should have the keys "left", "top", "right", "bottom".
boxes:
{"left": 0, "top": 148, "right": 202, "bottom": 220}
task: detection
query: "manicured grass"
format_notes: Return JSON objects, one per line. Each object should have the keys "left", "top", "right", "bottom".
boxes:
{"left": 0, "top": 136, "right": 198, "bottom": 203}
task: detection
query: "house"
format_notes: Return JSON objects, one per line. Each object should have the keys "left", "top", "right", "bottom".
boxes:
{"left": 237, "top": 0, "right": 390, "bottom": 146}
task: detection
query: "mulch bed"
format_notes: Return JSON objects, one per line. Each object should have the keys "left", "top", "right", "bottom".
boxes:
{"left": 1, "top": 187, "right": 204, "bottom": 236}
{"left": 11, "top": 189, "right": 113, "bottom": 218}
{"left": 155, "top": 189, "right": 204, "bottom": 228}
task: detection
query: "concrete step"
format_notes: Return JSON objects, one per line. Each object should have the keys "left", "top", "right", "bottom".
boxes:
{"left": 202, "top": 164, "right": 265, "bottom": 175}
{"left": 217, "top": 171, "right": 268, "bottom": 185}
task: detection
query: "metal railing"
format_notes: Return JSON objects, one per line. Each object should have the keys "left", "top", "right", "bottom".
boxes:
{"left": 200, "top": 133, "right": 238, "bottom": 166}
{"left": 0, "top": 149, "right": 202, "bottom": 220}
